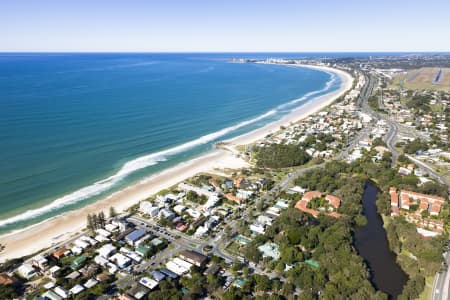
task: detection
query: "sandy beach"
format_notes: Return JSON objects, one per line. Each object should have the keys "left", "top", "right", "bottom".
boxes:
{"left": 0, "top": 64, "right": 353, "bottom": 262}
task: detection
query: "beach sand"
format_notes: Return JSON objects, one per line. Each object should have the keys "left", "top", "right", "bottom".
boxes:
{"left": 0, "top": 64, "right": 353, "bottom": 262}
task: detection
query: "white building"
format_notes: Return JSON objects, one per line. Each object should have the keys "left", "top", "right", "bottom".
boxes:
{"left": 97, "top": 243, "right": 116, "bottom": 258}
{"left": 54, "top": 286, "right": 69, "bottom": 299}
{"left": 139, "top": 277, "right": 159, "bottom": 290}
{"left": 250, "top": 222, "right": 266, "bottom": 235}
{"left": 18, "top": 264, "right": 36, "bottom": 279}
{"left": 140, "top": 201, "right": 160, "bottom": 217}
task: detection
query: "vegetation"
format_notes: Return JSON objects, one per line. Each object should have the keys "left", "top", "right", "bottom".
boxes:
{"left": 254, "top": 143, "right": 310, "bottom": 169}
{"left": 86, "top": 211, "right": 106, "bottom": 231}
{"left": 403, "top": 139, "right": 429, "bottom": 154}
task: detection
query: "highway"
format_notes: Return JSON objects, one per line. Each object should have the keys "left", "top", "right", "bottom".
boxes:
{"left": 432, "top": 251, "right": 450, "bottom": 300}
{"left": 357, "top": 71, "right": 450, "bottom": 300}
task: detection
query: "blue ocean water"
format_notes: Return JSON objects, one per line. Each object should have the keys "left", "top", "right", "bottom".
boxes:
{"left": 0, "top": 53, "right": 341, "bottom": 234}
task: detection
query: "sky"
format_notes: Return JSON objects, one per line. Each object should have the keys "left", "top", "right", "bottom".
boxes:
{"left": 1, "top": 0, "right": 450, "bottom": 52}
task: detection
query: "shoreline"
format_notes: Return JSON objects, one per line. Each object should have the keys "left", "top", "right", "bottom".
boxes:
{"left": 0, "top": 63, "right": 353, "bottom": 262}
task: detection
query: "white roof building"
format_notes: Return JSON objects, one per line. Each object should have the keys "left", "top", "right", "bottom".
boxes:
{"left": 96, "top": 228, "right": 111, "bottom": 238}
{"left": 94, "top": 255, "right": 109, "bottom": 267}
{"left": 70, "top": 284, "right": 85, "bottom": 295}
{"left": 97, "top": 243, "right": 116, "bottom": 258}
{"left": 105, "top": 223, "right": 119, "bottom": 232}
{"left": 166, "top": 261, "right": 188, "bottom": 276}
{"left": 109, "top": 253, "right": 131, "bottom": 269}
{"left": 250, "top": 222, "right": 266, "bottom": 235}
{"left": 173, "top": 204, "right": 186, "bottom": 214}
{"left": 173, "top": 257, "right": 193, "bottom": 270}
{"left": 54, "top": 286, "right": 69, "bottom": 299}
{"left": 140, "top": 201, "right": 160, "bottom": 217}
{"left": 139, "top": 277, "right": 159, "bottom": 290}
{"left": 74, "top": 239, "right": 89, "bottom": 249}
{"left": 84, "top": 278, "right": 98, "bottom": 289}
{"left": 18, "top": 264, "right": 36, "bottom": 279}
{"left": 71, "top": 246, "right": 83, "bottom": 255}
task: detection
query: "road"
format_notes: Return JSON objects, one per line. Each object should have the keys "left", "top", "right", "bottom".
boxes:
{"left": 432, "top": 251, "right": 450, "bottom": 300}
{"left": 357, "top": 72, "right": 450, "bottom": 300}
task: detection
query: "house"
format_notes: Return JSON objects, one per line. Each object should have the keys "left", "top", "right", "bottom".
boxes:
{"left": 71, "top": 247, "right": 82, "bottom": 256}
{"left": 41, "top": 290, "right": 63, "bottom": 300}
{"left": 125, "top": 229, "right": 146, "bottom": 246}
{"left": 178, "top": 250, "right": 207, "bottom": 267}
{"left": 126, "top": 285, "right": 149, "bottom": 300}
{"left": 18, "top": 264, "right": 36, "bottom": 279}
{"left": 96, "top": 228, "right": 112, "bottom": 238}
{"left": 74, "top": 238, "right": 89, "bottom": 250}
{"left": 224, "top": 193, "right": 244, "bottom": 203}
{"left": 69, "top": 285, "right": 85, "bottom": 296}
{"left": 49, "top": 265, "right": 61, "bottom": 278}
{"left": 32, "top": 255, "right": 49, "bottom": 271}
{"left": 0, "top": 273, "right": 16, "bottom": 285}
{"left": 110, "top": 253, "right": 131, "bottom": 269}
{"left": 84, "top": 278, "right": 98, "bottom": 289}
{"left": 257, "top": 215, "right": 273, "bottom": 226}
{"left": 105, "top": 223, "right": 119, "bottom": 232}
{"left": 173, "top": 257, "right": 193, "bottom": 271}
{"left": 95, "top": 255, "right": 109, "bottom": 267}
{"left": 54, "top": 286, "right": 69, "bottom": 299}
{"left": 302, "top": 191, "right": 322, "bottom": 201}
{"left": 65, "top": 271, "right": 80, "bottom": 280}
{"left": 250, "top": 222, "right": 266, "bottom": 234}
{"left": 195, "top": 225, "right": 209, "bottom": 238}
{"left": 258, "top": 243, "right": 280, "bottom": 260}
{"left": 325, "top": 195, "right": 341, "bottom": 208}
{"left": 117, "top": 294, "right": 135, "bottom": 300}
{"left": 295, "top": 191, "right": 341, "bottom": 218}
{"left": 112, "top": 219, "right": 129, "bottom": 232}
{"left": 159, "top": 208, "right": 175, "bottom": 220}
{"left": 53, "top": 248, "right": 69, "bottom": 260}
{"left": 71, "top": 256, "right": 87, "bottom": 270}
{"left": 135, "top": 245, "right": 151, "bottom": 257}
{"left": 173, "top": 204, "right": 186, "bottom": 214}
{"left": 140, "top": 201, "right": 159, "bottom": 217}
{"left": 398, "top": 167, "right": 412, "bottom": 176}
{"left": 150, "top": 270, "right": 166, "bottom": 282}
{"left": 97, "top": 243, "right": 116, "bottom": 258}
{"left": 139, "top": 277, "right": 159, "bottom": 290}
{"left": 160, "top": 268, "right": 178, "bottom": 279}
{"left": 166, "top": 261, "right": 189, "bottom": 276}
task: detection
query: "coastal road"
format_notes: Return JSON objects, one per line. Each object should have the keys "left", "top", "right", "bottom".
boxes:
{"left": 406, "top": 155, "right": 449, "bottom": 187}
{"left": 432, "top": 251, "right": 450, "bottom": 300}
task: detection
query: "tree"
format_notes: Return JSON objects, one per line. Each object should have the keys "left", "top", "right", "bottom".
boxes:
{"left": 87, "top": 214, "right": 95, "bottom": 230}
{"left": 98, "top": 211, "right": 106, "bottom": 228}
{"left": 109, "top": 206, "right": 117, "bottom": 218}
{"left": 255, "top": 143, "right": 310, "bottom": 168}
{"left": 243, "top": 244, "right": 262, "bottom": 263}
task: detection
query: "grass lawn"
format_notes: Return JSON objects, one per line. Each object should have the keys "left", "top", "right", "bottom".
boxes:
{"left": 225, "top": 241, "right": 243, "bottom": 255}
{"left": 381, "top": 214, "right": 391, "bottom": 229}
{"left": 417, "top": 275, "right": 433, "bottom": 300}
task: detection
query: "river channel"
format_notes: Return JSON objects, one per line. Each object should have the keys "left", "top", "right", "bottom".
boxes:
{"left": 354, "top": 182, "right": 408, "bottom": 299}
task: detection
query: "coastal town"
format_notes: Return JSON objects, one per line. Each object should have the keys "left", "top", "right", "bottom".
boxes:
{"left": 1, "top": 55, "right": 449, "bottom": 300}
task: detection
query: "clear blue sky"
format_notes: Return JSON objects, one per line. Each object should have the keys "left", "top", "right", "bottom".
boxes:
{"left": 1, "top": 0, "right": 449, "bottom": 52}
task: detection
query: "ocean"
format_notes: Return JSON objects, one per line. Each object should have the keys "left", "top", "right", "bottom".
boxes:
{"left": 0, "top": 53, "right": 342, "bottom": 234}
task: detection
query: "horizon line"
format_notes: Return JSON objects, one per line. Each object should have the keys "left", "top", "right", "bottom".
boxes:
{"left": 1, "top": 50, "right": 450, "bottom": 54}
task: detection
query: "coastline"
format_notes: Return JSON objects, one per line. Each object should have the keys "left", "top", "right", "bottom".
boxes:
{"left": 0, "top": 63, "right": 353, "bottom": 262}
